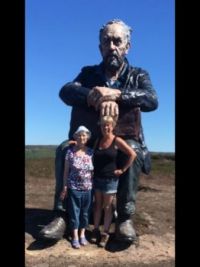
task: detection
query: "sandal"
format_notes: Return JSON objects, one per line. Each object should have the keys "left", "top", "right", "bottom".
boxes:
{"left": 99, "top": 232, "right": 109, "bottom": 248}
{"left": 71, "top": 239, "right": 80, "bottom": 249}
{"left": 79, "top": 236, "right": 88, "bottom": 246}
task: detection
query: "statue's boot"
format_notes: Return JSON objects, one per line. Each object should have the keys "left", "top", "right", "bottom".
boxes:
{"left": 115, "top": 217, "right": 136, "bottom": 243}
{"left": 39, "top": 213, "right": 66, "bottom": 240}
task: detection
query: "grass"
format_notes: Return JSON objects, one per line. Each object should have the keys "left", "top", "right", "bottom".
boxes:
{"left": 25, "top": 146, "right": 175, "bottom": 178}
{"left": 151, "top": 158, "right": 175, "bottom": 176}
{"left": 25, "top": 145, "right": 57, "bottom": 159}
{"left": 25, "top": 158, "right": 55, "bottom": 178}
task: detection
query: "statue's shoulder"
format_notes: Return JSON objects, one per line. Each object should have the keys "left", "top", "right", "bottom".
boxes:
{"left": 128, "top": 66, "right": 150, "bottom": 81}
{"left": 81, "top": 64, "right": 100, "bottom": 74}
{"left": 129, "top": 65, "right": 147, "bottom": 75}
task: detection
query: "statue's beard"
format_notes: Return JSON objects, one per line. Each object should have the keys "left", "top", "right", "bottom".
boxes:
{"left": 103, "top": 52, "right": 124, "bottom": 72}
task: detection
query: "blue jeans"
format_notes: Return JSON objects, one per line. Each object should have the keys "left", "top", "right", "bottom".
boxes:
{"left": 68, "top": 188, "right": 92, "bottom": 230}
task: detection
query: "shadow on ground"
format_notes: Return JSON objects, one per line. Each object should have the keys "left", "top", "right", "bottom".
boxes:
{"left": 25, "top": 208, "right": 58, "bottom": 238}
{"left": 25, "top": 208, "right": 133, "bottom": 252}
{"left": 25, "top": 208, "right": 62, "bottom": 250}
{"left": 105, "top": 233, "right": 133, "bottom": 252}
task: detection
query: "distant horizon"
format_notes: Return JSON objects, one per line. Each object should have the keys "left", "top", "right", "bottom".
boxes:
{"left": 25, "top": 144, "right": 174, "bottom": 154}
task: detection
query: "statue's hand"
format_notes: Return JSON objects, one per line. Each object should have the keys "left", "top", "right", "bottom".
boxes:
{"left": 100, "top": 101, "right": 119, "bottom": 118}
{"left": 95, "top": 94, "right": 118, "bottom": 110}
{"left": 87, "top": 86, "right": 121, "bottom": 108}
{"left": 87, "top": 88, "right": 101, "bottom": 107}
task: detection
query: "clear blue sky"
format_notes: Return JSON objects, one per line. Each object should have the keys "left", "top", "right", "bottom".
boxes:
{"left": 25, "top": 0, "right": 175, "bottom": 152}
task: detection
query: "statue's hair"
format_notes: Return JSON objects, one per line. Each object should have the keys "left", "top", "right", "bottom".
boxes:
{"left": 99, "top": 19, "right": 132, "bottom": 43}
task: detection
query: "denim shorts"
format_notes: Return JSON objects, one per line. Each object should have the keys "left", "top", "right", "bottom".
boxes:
{"left": 94, "top": 177, "right": 119, "bottom": 194}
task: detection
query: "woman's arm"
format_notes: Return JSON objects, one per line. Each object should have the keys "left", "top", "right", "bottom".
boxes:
{"left": 114, "top": 136, "right": 137, "bottom": 176}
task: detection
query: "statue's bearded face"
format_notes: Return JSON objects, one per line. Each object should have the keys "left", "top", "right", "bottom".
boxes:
{"left": 99, "top": 23, "right": 130, "bottom": 72}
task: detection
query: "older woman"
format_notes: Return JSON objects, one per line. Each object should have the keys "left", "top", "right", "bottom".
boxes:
{"left": 60, "top": 126, "right": 93, "bottom": 249}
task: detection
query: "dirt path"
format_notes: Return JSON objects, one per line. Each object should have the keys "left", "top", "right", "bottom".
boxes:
{"left": 25, "top": 174, "right": 175, "bottom": 267}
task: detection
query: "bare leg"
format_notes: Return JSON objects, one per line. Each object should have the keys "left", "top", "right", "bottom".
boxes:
{"left": 71, "top": 228, "right": 80, "bottom": 248}
{"left": 72, "top": 229, "right": 79, "bottom": 240}
{"left": 79, "top": 228, "right": 88, "bottom": 245}
{"left": 93, "top": 190, "right": 103, "bottom": 229}
{"left": 103, "top": 193, "right": 115, "bottom": 233}
{"left": 79, "top": 228, "right": 85, "bottom": 238}
{"left": 90, "top": 190, "right": 103, "bottom": 243}
{"left": 98, "top": 193, "right": 114, "bottom": 248}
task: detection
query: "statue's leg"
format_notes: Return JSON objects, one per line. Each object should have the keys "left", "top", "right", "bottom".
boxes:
{"left": 39, "top": 140, "right": 69, "bottom": 240}
{"left": 54, "top": 140, "right": 69, "bottom": 211}
{"left": 115, "top": 139, "right": 143, "bottom": 243}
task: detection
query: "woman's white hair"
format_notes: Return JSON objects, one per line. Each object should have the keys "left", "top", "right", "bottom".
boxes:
{"left": 73, "top": 125, "right": 91, "bottom": 139}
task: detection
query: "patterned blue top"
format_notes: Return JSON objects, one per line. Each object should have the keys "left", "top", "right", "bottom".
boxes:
{"left": 66, "top": 147, "right": 93, "bottom": 190}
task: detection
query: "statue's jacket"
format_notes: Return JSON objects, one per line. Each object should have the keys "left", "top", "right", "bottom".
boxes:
{"left": 59, "top": 58, "right": 158, "bottom": 149}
